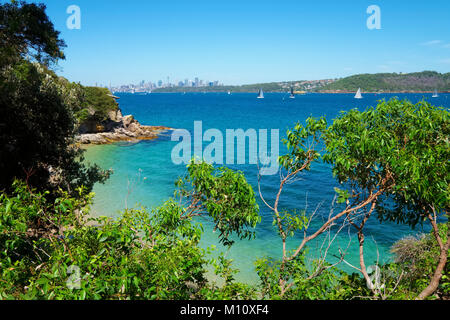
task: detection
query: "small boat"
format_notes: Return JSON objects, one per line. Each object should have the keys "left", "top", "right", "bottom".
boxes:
{"left": 432, "top": 89, "right": 439, "bottom": 98}
{"left": 257, "top": 88, "right": 264, "bottom": 99}
{"left": 227, "top": 90, "right": 231, "bottom": 95}
{"left": 354, "top": 88, "right": 363, "bottom": 99}
{"left": 289, "top": 87, "right": 295, "bottom": 99}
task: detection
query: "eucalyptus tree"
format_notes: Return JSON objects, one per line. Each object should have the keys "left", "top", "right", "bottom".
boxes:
{"left": 258, "top": 98, "right": 448, "bottom": 299}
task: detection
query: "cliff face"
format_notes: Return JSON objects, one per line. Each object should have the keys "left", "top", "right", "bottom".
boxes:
{"left": 78, "top": 108, "right": 123, "bottom": 134}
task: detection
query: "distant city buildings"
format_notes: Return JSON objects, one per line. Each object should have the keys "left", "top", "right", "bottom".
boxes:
{"left": 110, "top": 77, "right": 223, "bottom": 93}
{"left": 107, "top": 77, "right": 336, "bottom": 94}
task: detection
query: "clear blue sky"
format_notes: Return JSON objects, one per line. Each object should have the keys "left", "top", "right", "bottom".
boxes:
{"left": 17, "top": 0, "right": 450, "bottom": 86}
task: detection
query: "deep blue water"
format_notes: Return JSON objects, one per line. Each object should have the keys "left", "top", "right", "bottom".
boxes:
{"left": 84, "top": 92, "right": 449, "bottom": 283}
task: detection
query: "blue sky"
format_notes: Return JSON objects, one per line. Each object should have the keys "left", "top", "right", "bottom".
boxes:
{"left": 14, "top": 0, "right": 450, "bottom": 86}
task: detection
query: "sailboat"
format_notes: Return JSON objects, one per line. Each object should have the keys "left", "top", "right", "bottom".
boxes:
{"left": 257, "top": 88, "right": 264, "bottom": 99}
{"left": 354, "top": 88, "right": 363, "bottom": 99}
{"left": 432, "top": 89, "right": 439, "bottom": 98}
{"left": 227, "top": 90, "right": 231, "bottom": 95}
{"left": 289, "top": 87, "right": 295, "bottom": 99}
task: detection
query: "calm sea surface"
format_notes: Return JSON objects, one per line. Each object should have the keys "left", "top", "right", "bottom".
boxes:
{"left": 84, "top": 92, "right": 449, "bottom": 283}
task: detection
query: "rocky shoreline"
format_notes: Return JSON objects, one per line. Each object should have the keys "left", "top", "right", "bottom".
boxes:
{"left": 76, "top": 108, "right": 172, "bottom": 145}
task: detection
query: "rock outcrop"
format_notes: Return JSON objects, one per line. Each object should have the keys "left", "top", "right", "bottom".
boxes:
{"left": 76, "top": 109, "right": 171, "bottom": 145}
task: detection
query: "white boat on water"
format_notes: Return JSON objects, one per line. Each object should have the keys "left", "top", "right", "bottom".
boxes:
{"left": 228, "top": 90, "right": 231, "bottom": 95}
{"left": 354, "top": 88, "right": 363, "bottom": 99}
{"left": 257, "top": 88, "right": 264, "bottom": 99}
{"left": 432, "top": 89, "right": 439, "bottom": 98}
{"left": 289, "top": 87, "right": 295, "bottom": 99}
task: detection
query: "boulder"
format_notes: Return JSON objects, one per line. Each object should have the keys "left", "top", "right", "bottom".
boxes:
{"left": 107, "top": 109, "right": 124, "bottom": 122}
{"left": 127, "top": 122, "right": 142, "bottom": 134}
{"left": 122, "top": 115, "right": 135, "bottom": 128}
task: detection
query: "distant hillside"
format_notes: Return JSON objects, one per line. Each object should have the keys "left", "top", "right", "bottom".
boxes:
{"left": 151, "top": 79, "right": 335, "bottom": 93}
{"left": 317, "top": 71, "right": 450, "bottom": 93}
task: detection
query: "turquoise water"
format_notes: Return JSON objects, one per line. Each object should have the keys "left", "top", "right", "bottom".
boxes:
{"left": 84, "top": 92, "right": 449, "bottom": 283}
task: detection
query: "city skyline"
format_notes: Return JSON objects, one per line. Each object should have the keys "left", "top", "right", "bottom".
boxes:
{"left": 108, "top": 77, "right": 224, "bottom": 93}
{"left": 37, "top": 0, "right": 450, "bottom": 86}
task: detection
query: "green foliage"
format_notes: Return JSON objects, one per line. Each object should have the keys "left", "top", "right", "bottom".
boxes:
{"left": 279, "top": 117, "right": 327, "bottom": 172}
{"left": 384, "top": 224, "right": 449, "bottom": 299}
{"left": 175, "top": 161, "right": 261, "bottom": 246}
{"left": 0, "top": 2, "right": 110, "bottom": 196}
{"left": 255, "top": 253, "right": 364, "bottom": 300}
{"left": 253, "top": 223, "right": 449, "bottom": 300}
{"left": 0, "top": 181, "right": 257, "bottom": 300}
{"left": 0, "top": 1, "right": 66, "bottom": 67}
{"left": 0, "top": 60, "right": 110, "bottom": 195}
{"left": 275, "top": 209, "right": 309, "bottom": 238}
{"left": 256, "top": 99, "right": 449, "bottom": 300}
{"left": 332, "top": 224, "right": 449, "bottom": 300}
{"left": 324, "top": 98, "right": 449, "bottom": 227}
{"left": 199, "top": 251, "right": 258, "bottom": 300}
{"left": 80, "top": 86, "right": 118, "bottom": 122}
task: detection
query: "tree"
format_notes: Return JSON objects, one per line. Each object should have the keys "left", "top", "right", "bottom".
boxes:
{"left": 324, "top": 98, "right": 449, "bottom": 299}
{"left": 0, "top": 1, "right": 65, "bottom": 68}
{"left": 257, "top": 116, "right": 381, "bottom": 298}
{"left": 258, "top": 98, "right": 448, "bottom": 299}
{"left": 0, "top": 1, "right": 109, "bottom": 195}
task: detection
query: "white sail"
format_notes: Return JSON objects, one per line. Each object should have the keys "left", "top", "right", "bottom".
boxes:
{"left": 257, "top": 88, "right": 264, "bottom": 99}
{"left": 354, "top": 88, "right": 363, "bottom": 99}
{"left": 432, "top": 89, "right": 439, "bottom": 98}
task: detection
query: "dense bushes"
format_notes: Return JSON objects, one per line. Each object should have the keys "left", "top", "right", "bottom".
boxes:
{"left": 0, "top": 181, "right": 259, "bottom": 300}
{"left": 388, "top": 224, "right": 449, "bottom": 299}
{"left": 0, "top": 59, "right": 110, "bottom": 195}
{"left": 1, "top": 176, "right": 447, "bottom": 300}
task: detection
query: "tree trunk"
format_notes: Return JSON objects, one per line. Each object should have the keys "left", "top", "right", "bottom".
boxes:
{"left": 416, "top": 219, "right": 449, "bottom": 300}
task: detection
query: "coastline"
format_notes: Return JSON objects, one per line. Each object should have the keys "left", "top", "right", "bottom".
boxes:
{"left": 76, "top": 125, "right": 173, "bottom": 145}
{"left": 76, "top": 107, "right": 173, "bottom": 145}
